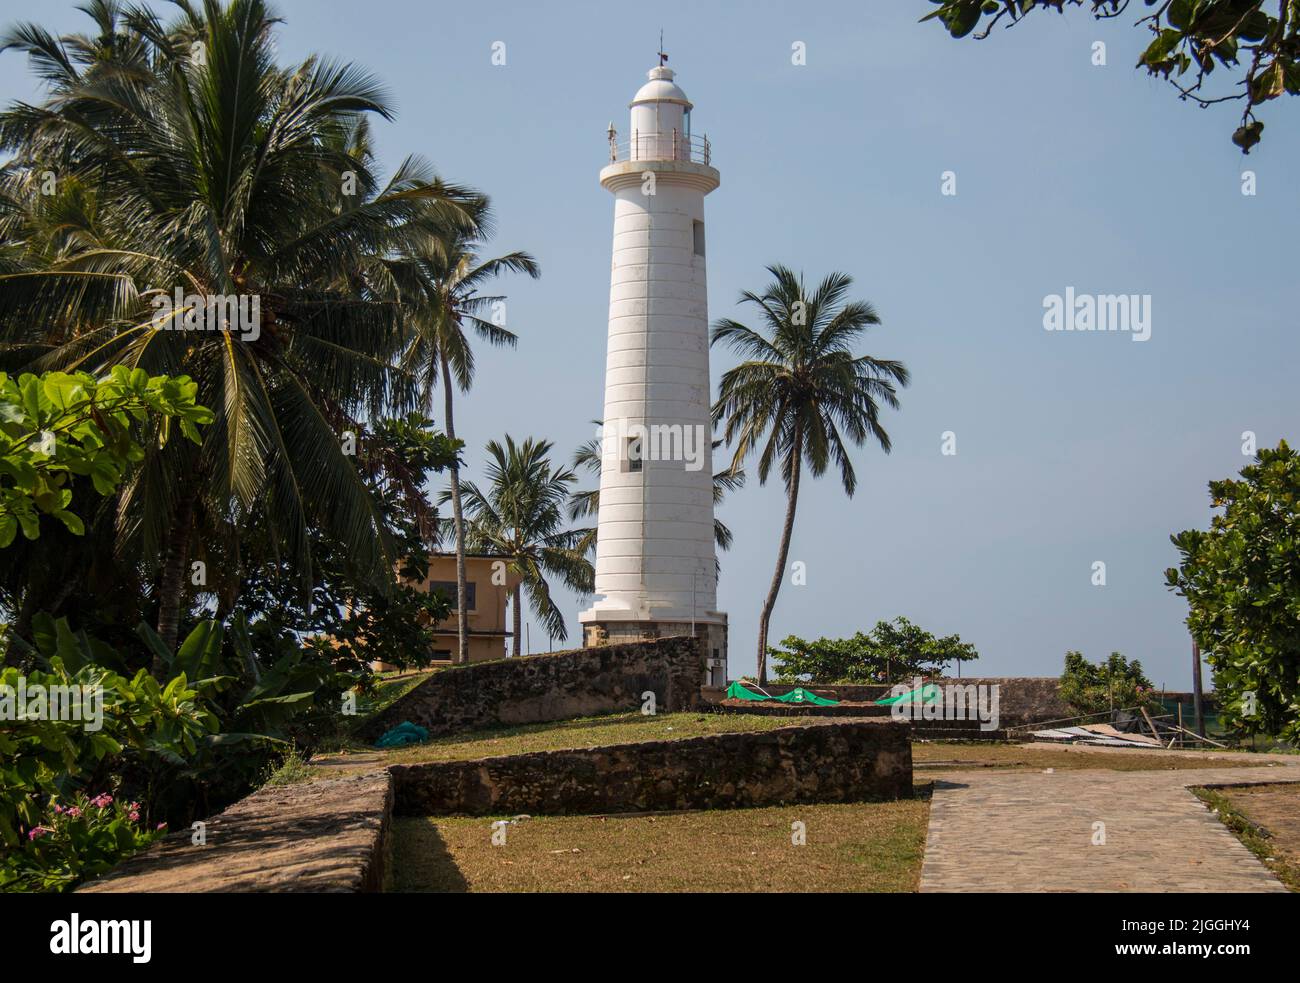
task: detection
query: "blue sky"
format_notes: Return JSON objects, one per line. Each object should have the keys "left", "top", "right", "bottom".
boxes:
{"left": 2, "top": 1, "right": 1295, "bottom": 689}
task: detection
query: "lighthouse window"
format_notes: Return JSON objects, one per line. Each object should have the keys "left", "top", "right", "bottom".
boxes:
{"left": 627, "top": 436, "right": 643, "bottom": 472}
{"left": 692, "top": 220, "right": 705, "bottom": 257}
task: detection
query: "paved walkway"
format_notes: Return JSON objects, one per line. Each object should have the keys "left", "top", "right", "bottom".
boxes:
{"left": 920, "top": 752, "right": 1300, "bottom": 892}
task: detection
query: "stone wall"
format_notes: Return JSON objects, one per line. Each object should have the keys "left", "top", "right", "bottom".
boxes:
{"left": 364, "top": 636, "right": 705, "bottom": 741}
{"left": 79, "top": 772, "right": 392, "bottom": 893}
{"left": 77, "top": 718, "right": 912, "bottom": 892}
{"left": 755, "top": 677, "right": 1070, "bottom": 728}
{"left": 390, "top": 719, "right": 911, "bottom": 816}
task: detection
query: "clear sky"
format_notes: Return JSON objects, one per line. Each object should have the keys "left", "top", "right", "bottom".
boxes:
{"left": 2, "top": 0, "right": 1296, "bottom": 689}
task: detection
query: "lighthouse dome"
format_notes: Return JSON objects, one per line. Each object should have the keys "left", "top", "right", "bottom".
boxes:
{"left": 630, "top": 66, "right": 692, "bottom": 109}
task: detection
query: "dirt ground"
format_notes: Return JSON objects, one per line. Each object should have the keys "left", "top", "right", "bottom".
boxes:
{"left": 1221, "top": 783, "right": 1300, "bottom": 866}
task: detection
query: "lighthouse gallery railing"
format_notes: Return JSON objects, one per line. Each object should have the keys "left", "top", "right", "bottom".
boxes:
{"left": 608, "top": 129, "right": 712, "bottom": 166}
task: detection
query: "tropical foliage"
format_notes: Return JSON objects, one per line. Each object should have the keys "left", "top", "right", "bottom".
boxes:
{"left": 1058, "top": 650, "right": 1156, "bottom": 715}
{"left": 451, "top": 436, "right": 593, "bottom": 654}
{"left": 388, "top": 211, "right": 539, "bottom": 662}
{"left": 770, "top": 617, "right": 979, "bottom": 683}
{"left": 0, "top": 0, "right": 476, "bottom": 653}
{"left": 920, "top": 0, "right": 1299, "bottom": 152}
{"left": 1, "top": 367, "right": 210, "bottom": 548}
{"left": 2, "top": 790, "right": 164, "bottom": 893}
{"left": 711, "top": 265, "right": 908, "bottom": 684}
{"left": 1166, "top": 440, "right": 1300, "bottom": 744}
{"left": 0, "top": 0, "right": 537, "bottom": 891}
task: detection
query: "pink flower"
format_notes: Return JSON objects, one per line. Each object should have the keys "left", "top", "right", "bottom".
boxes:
{"left": 156, "top": 823, "right": 167, "bottom": 831}
{"left": 90, "top": 793, "right": 112, "bottom": 809}
{"left": 27, "top": 826, "right": 50, "bottom": 841}
{"left": 129, "top": 811, "right": 140, "bottom": 822}
{"left": 67, "top": 807, "right": 82, "bottom": 819}
{"left": 52, "top": 803, "right": 64, "bottom": 814}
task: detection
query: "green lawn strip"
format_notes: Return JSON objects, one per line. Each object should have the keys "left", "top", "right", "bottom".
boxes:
{"left": 912, "top": 741, "right": 1273, "bottom": 772}
{"left": 1192, "top": 785, "right": 1300, "bottom": 892}
{"left": 313, "top": 716, "right": 1281, "bottom": 781}
{"left": 366, "top": 710, "right": 843, "bottom": 767}
{"left": 387, "top": 791, "right": 931, "bottom": 893}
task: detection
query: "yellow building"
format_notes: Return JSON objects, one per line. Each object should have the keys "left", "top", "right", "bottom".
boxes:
{"left": 371, "top": 553, "right": 520, "bottom": 670}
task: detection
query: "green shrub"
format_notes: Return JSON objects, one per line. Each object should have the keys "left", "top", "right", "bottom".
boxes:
{"left": 261, "top": 748, "right": 314, "bottom": 787}
{"left": 770, "top": 617, "right": 978, "bottom": 683}
{"left": 0, "top": 790, "right": 164, "bottom": 893}
{"left": 0, "top": 653, "right": 212, "bottom": 849}
{"left": 1058, "top": 651, "right": 1156, "bottom": 715}
{"left": 1166, "top": 441, "right": 1300, "bottom": 745}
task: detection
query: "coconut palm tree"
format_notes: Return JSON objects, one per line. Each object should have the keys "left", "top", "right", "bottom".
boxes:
{"left": 569, "top": 420, "right": 744, "bottom": 561}
{"left": 0, "top": 0, "right": 471, "bottom": 660}
{"left": 447, "top": 436, "right": 593, "bottom": 656}
{"left": 711, "top": 265, "right": 909, "bottom": 684}
{"left": 393, "top": 217, "right": 539, "bottom": 662}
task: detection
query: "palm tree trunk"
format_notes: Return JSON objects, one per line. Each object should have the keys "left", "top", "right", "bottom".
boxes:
{"left": 755, "top": 427, "right": 803, "bottom": 686}
{"left": 155, "top": 487, "right": 197, "bottom": 674}
{"left": 440, "top": 358, "right": 470, "bottom": 664}
{"left": 512, "top": 582, "right": 522, "bottom": 658}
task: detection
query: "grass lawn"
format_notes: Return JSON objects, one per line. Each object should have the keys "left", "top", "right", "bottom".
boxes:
{"left": 387, "top": 795, "right": 931, "bottom": 893}
{"left": 362, "top": 670, "right": 437, "bottom": 715}
{"left": 316, "top": 711, "right": 839, "bottom": 774}
{"left": 911, "top": 741, "right": 1272, "bottom": 772}
{"left": 314, "top": 711, "right": 1280, "bottom": 778}
{"left": 1193, "top": 783, "right": 1300, "bottom": 892}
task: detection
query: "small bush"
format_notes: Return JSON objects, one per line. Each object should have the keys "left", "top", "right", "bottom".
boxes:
{"left": 0, "top": 791, "right": 164, "bottom": 893}
{"left": 261, "top": 748, "right": 314, "bottom": 787}
{"left": 1058, "top": 651, "right": 1156, "bottom": 715}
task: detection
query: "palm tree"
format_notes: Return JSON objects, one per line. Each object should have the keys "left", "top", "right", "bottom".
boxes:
{"left": 448, "top": 436, "right": 593, "bottom": 656}
{"left": 393, "top": 216, "right": 539, "bottom": 663}
{"left": 570, "top": 420, "right": 744, "bottom": 562}
{"left": 0, "top": 0, "right": 470, "bottom": 661}
{"left": 711, "top": 265, "right": 909, "bottom": 684}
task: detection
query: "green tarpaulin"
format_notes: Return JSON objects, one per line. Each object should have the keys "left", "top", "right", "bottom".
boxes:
{"left": 726, "top": 681, "right": 770, "bottom": 701}
{"left": 374, "top": 720, "right": 429, "bottom": 748}
{"left": 776, "top": 687, "right": 839, "bottom": 706}
{"left": 725, "top": 682, "right": 839, "bottom": 706}
{"left": 874, "top": 683, "right": 941, "bottom": 706}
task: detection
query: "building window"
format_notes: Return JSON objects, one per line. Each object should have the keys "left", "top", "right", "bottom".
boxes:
{"left": 429, "top": 580, "right": 476, "bottom": 611}
{"left": 430, "top": 649, "right": 453, "bottom": 663}
{"left": 692, "top": 220, "right": 705, "bottom": 257}
{"left": 627, "top": 436, "right": 643, "bottom": 473}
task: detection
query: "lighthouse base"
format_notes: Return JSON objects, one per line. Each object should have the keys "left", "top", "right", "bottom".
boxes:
{"left": 580, "top": 615, "right": 728, "bottom": 688}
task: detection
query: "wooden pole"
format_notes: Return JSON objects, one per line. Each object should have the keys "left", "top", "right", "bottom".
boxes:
{"left": 1192, "top": 639, "right": 1206, "bottom": 738}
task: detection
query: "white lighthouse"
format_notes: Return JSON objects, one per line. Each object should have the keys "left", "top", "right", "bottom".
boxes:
{"left": 579, "top": 59, "right": 728, "bottom": 687}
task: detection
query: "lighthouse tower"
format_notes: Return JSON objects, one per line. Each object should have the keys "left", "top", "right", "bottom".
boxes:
{"left": 579, "top": 60, "right": 727, "bottom": 687}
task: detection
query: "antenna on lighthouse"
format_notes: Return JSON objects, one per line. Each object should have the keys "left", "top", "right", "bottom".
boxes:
{"left": 657, "top": 30, "right": 667, "bottom": 66}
